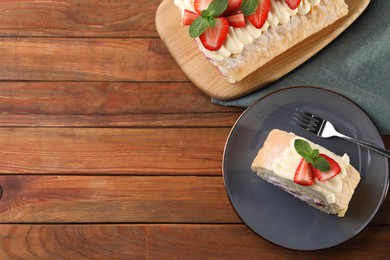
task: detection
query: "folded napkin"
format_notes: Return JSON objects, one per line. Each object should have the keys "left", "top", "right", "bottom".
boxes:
{"left": 212, "top": 0, "right": 390, "bottom": 135}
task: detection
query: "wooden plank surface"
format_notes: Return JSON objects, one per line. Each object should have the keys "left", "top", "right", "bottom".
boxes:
{"left": 0, "top": 224, "right": 389, "bottom": 259}
{"left": 0, "top": 175, "right": 387, "bottom": 224}
{"left": 0, "top": 0, "right": 160, "bottom": 37}
{"left": 0, "top": 176, "right": 240, "bottom": 223}
{"left": 0, "top": 0, "right": 388, "bottom": 257}
{"left": 0, "top": 82, "right": 241, "bottom": 127}
{"left": 0, "top": 127, "right": 387, "bottom": 175}
{"left": 0, "top": 38, "right": 186, "bottom": 81}
{"left": 0, "top": 82, "right": 239, "bottom": 114}
{"left": 0, "top": 113, "right": 240, "bottom": 127}
{"left": 0, "top": 128, "right": 228, "bottom": 175}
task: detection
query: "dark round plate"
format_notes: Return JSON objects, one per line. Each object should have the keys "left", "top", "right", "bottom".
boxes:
{"left": 222, "top": 87, "right": 389, "bottom": 250}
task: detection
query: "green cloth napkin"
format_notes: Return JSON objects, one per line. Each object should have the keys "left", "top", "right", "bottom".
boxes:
{"left": 212, "top": 0, "right": 390, "bottom": 135}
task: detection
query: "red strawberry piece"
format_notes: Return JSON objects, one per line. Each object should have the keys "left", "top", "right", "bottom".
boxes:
{"left": 285, "top": 0, "right": 302, "bottom": 10}
{"left": 226, "top": 13, "right": 246, "bottom": 27}
{"left": 314, "top": 154, "right": 341, "bottom": 181}
{"left": 224, "top": 0, "right": 243, "bottom": 15}
{"left": 248, "top": 0, "right": 271, "bottom": 29}
{"left": 294, "top": 158, "right": 315, "bottom": 186}
{"left": 194, "top": 0, "right": 213, "bottom": 14}
{"left": 182, "top": 9, "right": 200, "bottom": 25}
{"left": 199, "top": 17, "right": 229, "bottom": 51}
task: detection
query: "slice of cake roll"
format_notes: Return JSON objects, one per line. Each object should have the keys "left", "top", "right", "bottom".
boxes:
{"left": 251, "top": 129, "right": 360, "bottom": 217}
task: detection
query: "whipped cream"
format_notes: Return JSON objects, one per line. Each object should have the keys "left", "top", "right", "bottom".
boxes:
{"left": 272, "top": 137, "right": 350, "bottom": 203}
{"left": 174, "top": 0, "right": 322, "bottom": 61}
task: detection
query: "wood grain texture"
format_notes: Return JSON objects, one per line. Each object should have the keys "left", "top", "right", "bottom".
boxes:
{"left": 0, "top": 0, "right": 388, "bottom": 256}
{"left": 0, "top": 113, "right": 241, "bottom": 127}
{"left": 0, "top": 128, "right": 228, "bottom": 174}
{"left": 0, "top": 0, "right": 160, "bottom": 37}
{"left": 156, "top": 0, "right": 371, "bottom": 100}
{"left": 0, "top": 82, "right": 240, "bottom": 115}
{"left": 0, "top": 175, "right": 387, "bottom": 224}
{"left": 0, "top": 82, "right": 242, "bottom": 127}
{"left": 0, "top": 176, "right": 240, "bottom": 223}
{"left": 0, "top": 224, "right": 389, "bottom": 259}
{"left": 0, "top": 38, "right": 186, "bottom": 81}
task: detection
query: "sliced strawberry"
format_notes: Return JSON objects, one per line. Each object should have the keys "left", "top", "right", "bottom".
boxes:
{"left": 199, "top": 17, "right": 229, "bottom": 51}
{"left": 314, "top": 154, "right": 341, "bottom": 181}
{"left": 226, "top": 13, "right": 246, "bottom": 27}
{"left": 194, "top": 0, "right": 213, "bottom": 14}
{"left": 248, "top": 0, "right": 271, "bottom": 29}
{"left": 294, "top": 158, "right": 315, "bottom": 186}
{"left": 285, "top": 0, "right": 302, "bottom": 10}
{"left": 224, "top": 0, "right": 243, "bottom": 15}
{"left": 182, "top": 9, "right": 200, "bottom": 25}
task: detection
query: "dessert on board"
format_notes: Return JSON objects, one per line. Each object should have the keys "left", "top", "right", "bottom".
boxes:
{"left": 174, "top": 0, "right": 349, "bottom": 83}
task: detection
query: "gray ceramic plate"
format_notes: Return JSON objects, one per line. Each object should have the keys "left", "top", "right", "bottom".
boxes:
{"left": 223, "top": 87, "right": 389, "bottom": 250}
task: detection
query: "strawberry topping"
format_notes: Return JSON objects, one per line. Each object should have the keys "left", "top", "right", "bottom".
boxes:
{"left": 182, "top": 10, "right": 200, "bottom": 26}
{"left": 247, "top": 0, "right": 271, "bottom": 29}
{"left": 285, "top": 0, "right": 302, "bottom": 10}
{"left": 185, "top": 0, "right": 274, "bottom": 51}
{"left": 224, "top": 0, "right": 243, "bottom": 15}
{"left": 226, "top": 13, "right": 246, "bottom": 27}
{"left": 294, "top": 158, "right": 315, "bottom": 186}
{"left": 194, "top": 0, "right": 213, "bottom": 14}
{"left": 293, "top": 139, "right": 342, "bottom": 186}
{"left": 199, "top": 17, "right": 230, "bottom": 51}
{"left": 313, "top": 154, "right": 342, "bottom": 182}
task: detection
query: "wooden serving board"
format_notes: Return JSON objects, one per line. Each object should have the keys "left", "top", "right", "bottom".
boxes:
{"left": 155, "top": 0, "right": 370, "bottom": 100}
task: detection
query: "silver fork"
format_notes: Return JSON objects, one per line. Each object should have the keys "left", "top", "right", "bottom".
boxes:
{"left": 292, "top": 110, "right": 390, "bottom": 158}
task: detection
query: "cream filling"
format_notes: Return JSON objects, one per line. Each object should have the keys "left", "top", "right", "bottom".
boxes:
{"left": 272, "top": 137, "right": 350, "bottom": 204}
{"left": 174, "top": 0, "right": 322, "bottom": 61}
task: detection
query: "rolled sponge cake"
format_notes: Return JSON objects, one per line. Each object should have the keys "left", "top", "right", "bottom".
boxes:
{"left": 208, "top": 0, "right": 349, "bottom": 82}
{"left": 251, "top": 129, "right": 360, "bottom": 217}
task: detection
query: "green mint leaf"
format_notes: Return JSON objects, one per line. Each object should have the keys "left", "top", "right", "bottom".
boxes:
{"left": 189, "top": 0, "right": 226, "bottom": 39}
{"left": 294, "top": 139, "right": 312, "bottom": 159}
{"left": 305, "top": 157, "right": 315, "bottom": 165}
{"left": 201, "top": 9, "right": 212, "bottom": 18}
{"left": 242, "top": 0, "right": 259, "bottom": 16}
{"left": 208, "top": 17, "right": 216, "bottom": 28}
{"left": 206, "top": 0, "right": 229, "bottom": 18}
{"left": 189, "top": 17, "right": 209, "bottom": 38}
{"left": 312, "top": 156, "right": 331, "bottom": 172}
{"left": 294, "top": 139, "right": 331, "bottom": 172}
{"left": 309, "top": 149, "right": 319, "bottom": 159}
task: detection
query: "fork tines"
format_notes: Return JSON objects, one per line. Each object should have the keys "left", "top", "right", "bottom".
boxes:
{"left": 291, "top": 109, "right": 323, "bottom": 133}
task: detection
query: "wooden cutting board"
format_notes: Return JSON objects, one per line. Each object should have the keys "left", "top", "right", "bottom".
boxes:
{"left": 155, "top": 0, "right": 370, "bottom": 101}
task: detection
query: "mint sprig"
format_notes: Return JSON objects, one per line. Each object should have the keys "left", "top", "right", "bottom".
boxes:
{"left": 294, "top": 139, "right": 330, "bottom": 172}
{"left": 205, "top": 0, "right": 228, "bottom": 17}
{"left": 190, "top": 17, "right": 210, "bottom": 38}
{"left": 241, "top": 0, "right": 259, "bottom": 16}
{"left": 189, "top": 0, "right": 228, "bottom": 38}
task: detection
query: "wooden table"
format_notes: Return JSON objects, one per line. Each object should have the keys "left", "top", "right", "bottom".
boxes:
{"left": 0, "top": 1, "right": 388, "bottom": 258}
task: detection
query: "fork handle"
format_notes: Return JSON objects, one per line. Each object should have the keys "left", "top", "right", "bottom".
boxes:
{"left": 336, "top": 132, "right": 390, "bottom": 158}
